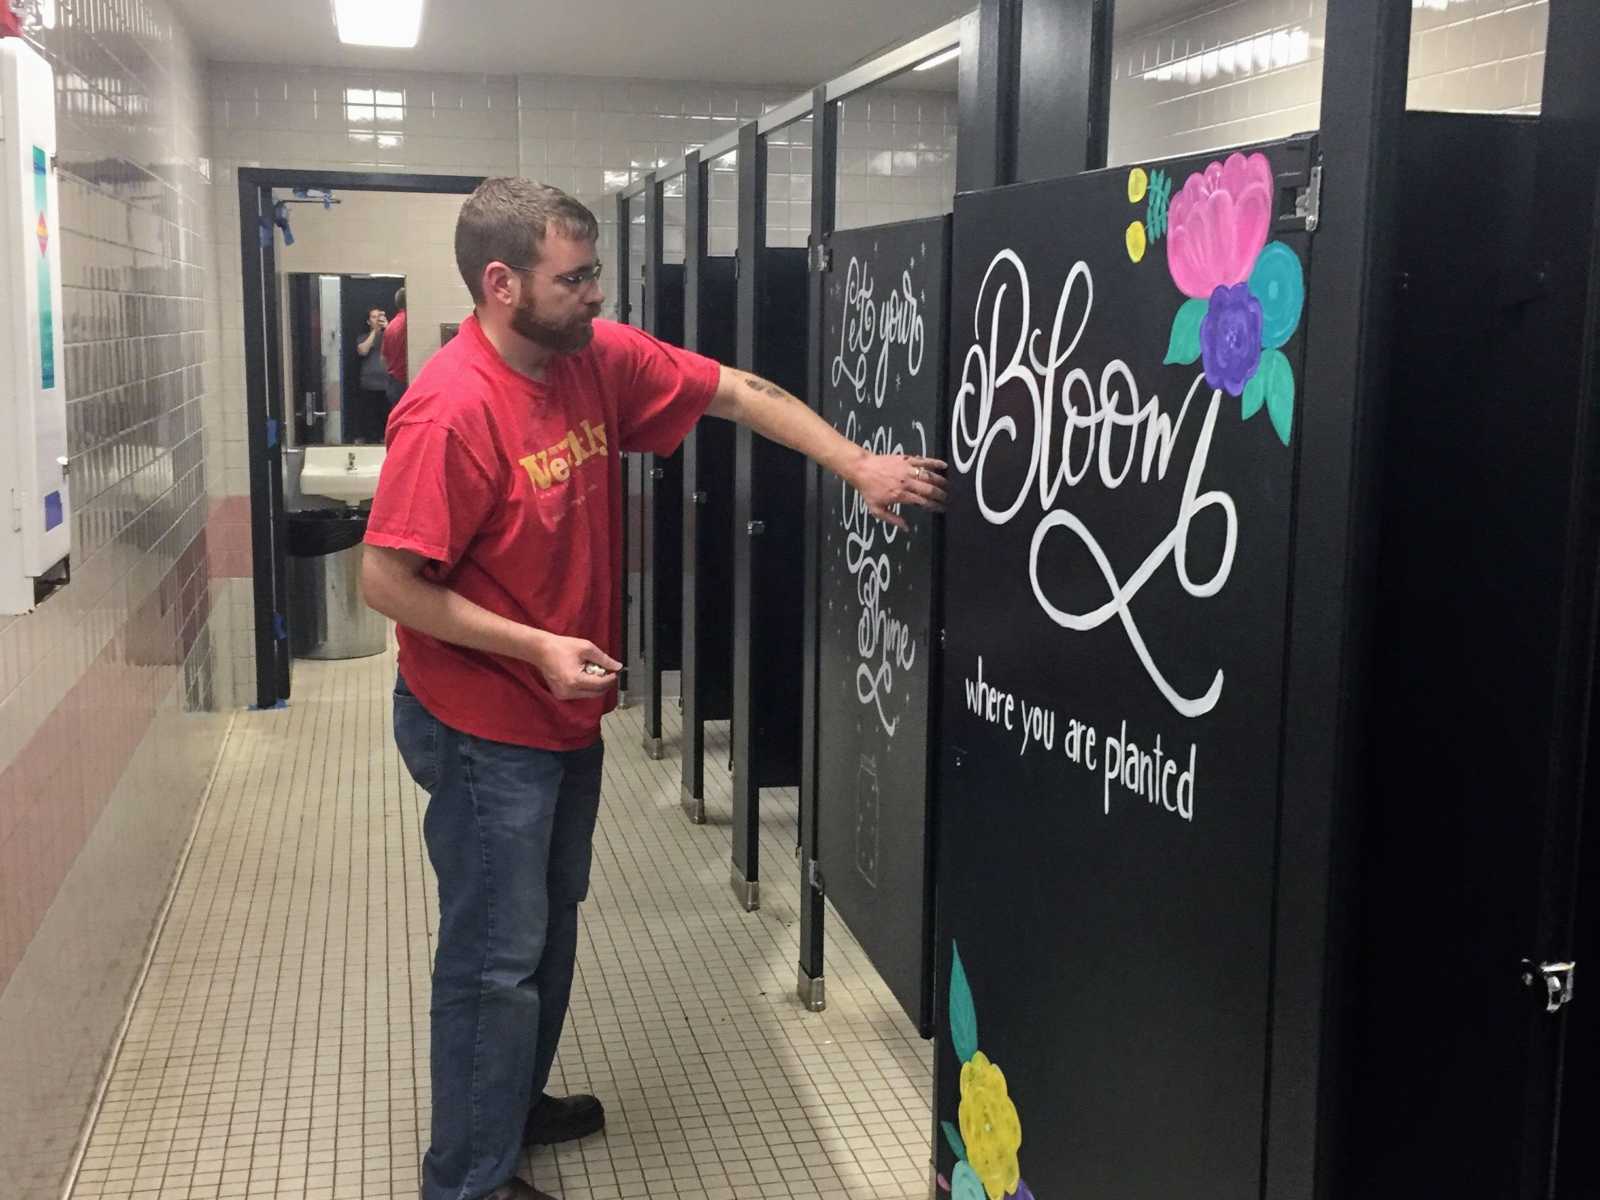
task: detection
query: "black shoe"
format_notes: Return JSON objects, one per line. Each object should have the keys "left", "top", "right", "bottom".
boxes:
{"left": 522, "top": 1092, "right": 606, "bottom": 1147}
{"left": 484, "top": 1181, "right": 556, "bottom": 1200}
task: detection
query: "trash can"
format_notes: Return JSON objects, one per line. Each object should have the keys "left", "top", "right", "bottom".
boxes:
{"left": 287, "top": 508, "right": 388, "bottom": 660}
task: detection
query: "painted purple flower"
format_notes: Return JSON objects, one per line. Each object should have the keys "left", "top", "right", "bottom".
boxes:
{"left": 1199, "top": 283, "right": 1264, "bottom": 397}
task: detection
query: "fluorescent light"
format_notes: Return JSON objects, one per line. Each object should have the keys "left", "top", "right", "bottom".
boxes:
{"left": 333, "top": 0, "right": 424, "bottom": 48}
{"left": 915, "top": 47, "right": 960, "bottom": 72}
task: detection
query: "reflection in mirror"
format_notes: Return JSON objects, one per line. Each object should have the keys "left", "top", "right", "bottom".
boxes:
{"left": 285, "top": 272, "right": 407, "bottom": 447}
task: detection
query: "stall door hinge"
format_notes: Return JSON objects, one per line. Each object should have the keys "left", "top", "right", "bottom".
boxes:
{"left": 806, "top": 858, "right": 825, "bottom": 896}
{"left": 1296, "top": 164, "right": 1323, "bottom": 233}
{"left": 809, "top": 242, "right": 832, "bottom": 273}
{"left": 1522, "top": 960, "right": 1577, "bottom": 1013}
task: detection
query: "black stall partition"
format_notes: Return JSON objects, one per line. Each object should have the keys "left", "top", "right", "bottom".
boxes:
{"left": 1343, "top": 108, "right": 1597, "bottom": 1200}
{"left": 640, "top": 263, "right": 687, "bottom": 758}
{"left": 680, "top": 255, "right": 739, "bottom": 819}
{"left": 816, "top": 217, "right": 949, "bottom": 1034}
{"left": 729, "top": 244, "right": 810, "bottom": 907}
{"left": 934, "top": 138, "right": 1318, "bottom": 1198}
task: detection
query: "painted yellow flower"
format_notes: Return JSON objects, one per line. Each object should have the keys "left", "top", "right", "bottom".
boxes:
{"left": 1128, "top": 166, "right": 1149, "bottom": 203}
{"left": 958, "top": 1052, "right": 1022, "bottom": 1200}
{"left": 1126, "top": 220, "right": 1147, "bottom": 263}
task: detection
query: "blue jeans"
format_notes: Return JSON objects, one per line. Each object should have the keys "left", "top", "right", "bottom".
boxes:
{"left": 393, "top": 675, "right": 604, "bottom": 1200}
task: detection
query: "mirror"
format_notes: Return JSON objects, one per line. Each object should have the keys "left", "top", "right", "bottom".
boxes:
{"left": 286, "top": 272, "right": 408, "bottom": 446}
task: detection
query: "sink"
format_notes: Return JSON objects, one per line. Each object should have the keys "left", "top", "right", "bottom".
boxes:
{"left": 300, "top": 445, "right": 385, "bottom": 504}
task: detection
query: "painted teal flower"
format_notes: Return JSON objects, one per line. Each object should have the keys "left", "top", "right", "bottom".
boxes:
{"left": 1145, "top": 168, "right": 1173, "bottom": 241}
{"left": 1248, "top": 241, "right": 1305, "bottom": 349}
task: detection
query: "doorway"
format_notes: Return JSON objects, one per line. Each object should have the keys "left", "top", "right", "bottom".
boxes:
{"left": 237, "top": 169, "right": 483, "bottom": 710}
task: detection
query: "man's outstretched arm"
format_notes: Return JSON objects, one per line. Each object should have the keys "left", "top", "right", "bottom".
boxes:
{"left": 705, "top": 365, "right": 948, "bottom": 529}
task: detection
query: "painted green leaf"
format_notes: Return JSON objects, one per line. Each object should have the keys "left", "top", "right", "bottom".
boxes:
{"left": 942, "top": 1120, "right": 969, "bottom": 1163}
{"left": 949, "top": 942, "right": 979, "bottom": 1064}
{"left": 1242, "top": 370, "right": 1267, "bottom": 420}
{"left": 1260, "top": 349, "right": 1295, "bottom": 445}
{"left": 1164, "top": 298, "right": 1207, "bottom": 366}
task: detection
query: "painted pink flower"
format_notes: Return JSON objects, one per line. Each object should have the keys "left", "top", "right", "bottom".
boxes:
{"left": 1166, "top": 152, "right": 1274, "bottom": 299}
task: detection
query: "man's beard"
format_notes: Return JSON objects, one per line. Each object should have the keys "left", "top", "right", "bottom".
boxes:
{"left": 511, "top": 294, "right": 597, "bottom": 353}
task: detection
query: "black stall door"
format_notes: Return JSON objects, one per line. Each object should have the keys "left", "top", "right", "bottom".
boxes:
{"left": 681, "top": 256, "right": 739, "bottom": 807}
{"left": 817, "top": 217, "right": 949, "bottom": 1034}
{"left": 935, "top": 139, "right": 1316, "bottom": 1198}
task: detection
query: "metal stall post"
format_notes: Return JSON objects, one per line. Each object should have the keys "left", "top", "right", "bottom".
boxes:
{"left": 639, "top": 172, "right": 667, "bottom": 757}
{"left": 1269, "top": 3, "right": 1412, "bottom": 1197}
{"left": 797, "top": 83, "right": 838, "bottom": 1011}
{"left": 956, "top": 0, "right": 1018, "bottom": 193}
{"left": 1015, "top": 0, "right": 1112, "bottom": 180}
{"left": 615, "top": 189, "right": 632, "bottom": 705}
{"left": 730, "top": 120, "right": 767, "bottom": 911}
{"left": 680, "top": 149, "right": 710, "bottom": 822}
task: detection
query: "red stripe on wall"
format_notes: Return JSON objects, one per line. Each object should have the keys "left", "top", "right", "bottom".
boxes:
{"left": 0, "top": 532, "right": 211, "bottom": 993}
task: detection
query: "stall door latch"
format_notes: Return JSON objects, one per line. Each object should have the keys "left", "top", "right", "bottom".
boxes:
{"left": 809, "top": 243, "right": 832, "bottom": 274}
{"left": 1522, "top": 960, "right": 1577, "bottom": 1013}
{"left": 1295, "top": 165, "right": 1323, "bottom": 233}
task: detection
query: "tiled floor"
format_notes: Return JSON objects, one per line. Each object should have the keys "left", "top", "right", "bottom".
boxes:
{"left": 68, "top": 646, "right": 933, "bottom": 1200}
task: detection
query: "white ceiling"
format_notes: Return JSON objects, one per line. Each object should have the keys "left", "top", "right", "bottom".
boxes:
{"left": 169, "top": 0, "right": 973, "bottom": 90}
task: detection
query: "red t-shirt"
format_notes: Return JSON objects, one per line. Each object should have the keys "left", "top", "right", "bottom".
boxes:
{"left": 381, "top": 309, "right": 409, "bottom": 384}
{"left": 365, "top": 313, "right": 720, "bottom": 749}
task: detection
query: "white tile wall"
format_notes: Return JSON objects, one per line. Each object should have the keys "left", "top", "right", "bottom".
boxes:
{"left": 836, "top": 91, "right": 958, "bottom": 232}
{"left": 1108, "top": 0, "right": 1549, "bottom": 167}
{"left": 1408, "top": 0, "right": 1547, "bottom": 115}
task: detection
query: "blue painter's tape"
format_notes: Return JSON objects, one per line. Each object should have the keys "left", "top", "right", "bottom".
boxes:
{"left": 274, "top": 612, "right": 288, "bottom": 641}
{"left": 266, "top": 418, "right": 279, "bottom": 448}
{"left": 43, "top": 491, "right": 62, "bottom": 531}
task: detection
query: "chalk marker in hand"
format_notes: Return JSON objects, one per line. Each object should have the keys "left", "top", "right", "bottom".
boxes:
{"left": 581, "top": 662, "right": 611, "bottom": 677}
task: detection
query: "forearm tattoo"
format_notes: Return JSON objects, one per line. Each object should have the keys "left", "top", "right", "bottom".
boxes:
{"left": 742, "top": 373, "right": 797, "bottom": 403}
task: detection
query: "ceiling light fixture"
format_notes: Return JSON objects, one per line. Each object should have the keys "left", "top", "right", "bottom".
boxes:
{"left": 915, "top": 47, "right": 960, "bottom": 72}
{"left": 333, "top": 0, "right": 424, "bottom": 48}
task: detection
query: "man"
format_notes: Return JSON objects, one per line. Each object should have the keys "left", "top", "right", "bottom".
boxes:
{"left": 382, "top": 285, "right": 410, "bottom": 407}
{"left": 354, "top": 306, "right": 390, "bottom": 443}
{"left": 362, "top": 179, "right": 946, "bottom": 1200}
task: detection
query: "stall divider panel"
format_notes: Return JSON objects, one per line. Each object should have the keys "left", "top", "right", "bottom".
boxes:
{"left": 815, "top": 216, "right": 948, "bottom": 1034}
{"left": 731, "top": 120, "right": 810, "bottom": 911}
{"left": 640, "top": 171, "right": 687, "bottom": 759}
{"left": 797, "top": 85, "right": 837, "bottom": 1008}
{"left": 1348, "top": 107, "right": 1586, "bottom": 1200}
{"left": 934, "top": 136, "right": 1320, "bottom": 1199}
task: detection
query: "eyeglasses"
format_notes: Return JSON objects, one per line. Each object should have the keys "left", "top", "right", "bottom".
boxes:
{"left": 502, "top": 260, "right": 605, "bottom": 289}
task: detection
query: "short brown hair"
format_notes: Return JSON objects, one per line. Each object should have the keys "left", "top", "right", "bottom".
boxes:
{"left": 455, "top": 178, "right": 599, "bottom": 303}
